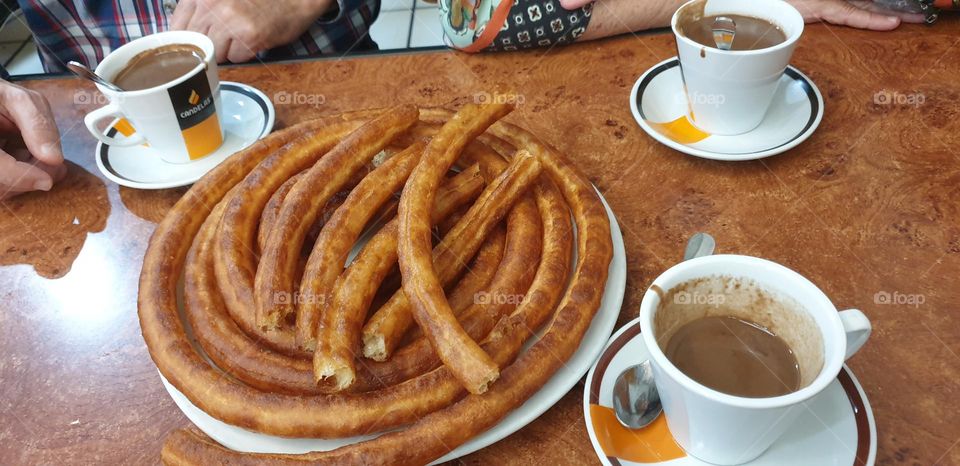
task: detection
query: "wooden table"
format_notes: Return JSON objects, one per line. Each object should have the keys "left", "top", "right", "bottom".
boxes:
{"left": 3, "top": 19, "right": 959, "bottom": 465}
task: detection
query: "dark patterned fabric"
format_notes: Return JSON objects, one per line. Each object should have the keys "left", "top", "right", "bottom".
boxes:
{"left": 489, "top": 0, "right": 592, "bottom": 51}
{"left": 439, "top": 0, "right": 593, "bottom": 52}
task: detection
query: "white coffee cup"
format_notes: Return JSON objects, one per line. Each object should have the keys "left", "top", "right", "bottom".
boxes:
{"left": 639, "top": 255, "right": 871, "bottom": 465}
{"left": 84, "top": 31, "right": 223, "bottom": 163}
{"left": 672, "top": 0, "right": 804, "bottom": 135}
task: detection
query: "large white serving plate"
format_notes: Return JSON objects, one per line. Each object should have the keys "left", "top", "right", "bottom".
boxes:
{"left": 160, "top": 188, "right": 628, "bottom": 463}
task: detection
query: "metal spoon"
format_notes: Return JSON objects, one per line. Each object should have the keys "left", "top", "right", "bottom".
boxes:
{"left": 66, "top": 61, "right": 124, "bottom": 92}
{"left": 712, "top": 16, "right": 737, "bottom": 51}
{"left": 612, "top": 360, "right": 660, "bottom": 429}
{"left": 611, "top": 233, "right": 716, "bottom": 429}
{"left": 683, "top": 232, "right": 716, "bottom": 262}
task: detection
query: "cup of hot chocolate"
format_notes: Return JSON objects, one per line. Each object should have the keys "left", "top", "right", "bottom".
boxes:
{"left": 638, "top": 255, "right": 871, "bottom": 465}
{"left": 83, "top": 31, "right": 223, "bottom": 163}
{"left": 672, "top": 0, "right": 805, "bottom": 135}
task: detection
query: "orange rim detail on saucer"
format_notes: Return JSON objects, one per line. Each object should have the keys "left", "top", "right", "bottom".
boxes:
{"left": 586, "top": 321, "right": 873, "bottom": 465}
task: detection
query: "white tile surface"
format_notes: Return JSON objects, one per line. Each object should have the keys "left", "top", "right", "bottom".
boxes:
{"left": 410, "top": 9, "right": 445, "bottom": 48}
{"left": 0, "top": 13, "right": 33, "bottom": 43}
{"left": 7, "top": 42, "right": 44, "bottom": 76}
{"left": 370, "top": 10, "right": 411, "bottom": 50}
{"left": 381, "top": 0, "right": 414, "bottom": 11}
{"left": 415, "top": 0, "right": 437, "bottom": 9}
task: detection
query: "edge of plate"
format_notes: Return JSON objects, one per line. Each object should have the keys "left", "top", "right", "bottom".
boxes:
{"left": 433, "top": 187, "right": 628, "bottom": 463}
{"left": 159, "top": 187, "right": 628, "bottom": 463}
{"left": 629, "top": 57, "right": 825, "bottom": 162}
{"left": 582, "top": 316, "right": 641, "bottom": 466}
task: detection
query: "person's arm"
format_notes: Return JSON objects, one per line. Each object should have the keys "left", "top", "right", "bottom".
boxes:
{"left": 579, "top": 0, "right": 687, "bottom": 41}
{"left": 579, "top": 0, "right": 925, "bottom": 42}
{"left": 788, "top": 0, "right": 925, "bottom": 30}
{"left": 0, "top": 81, "right": 65, "bottom": 200}
{"left": 170, "top": 0, "right": 337, "bottom": 63}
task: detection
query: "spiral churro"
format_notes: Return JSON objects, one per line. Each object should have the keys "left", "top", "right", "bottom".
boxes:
{"left": 138, "top": 103, "right": 612, "bottom": 465}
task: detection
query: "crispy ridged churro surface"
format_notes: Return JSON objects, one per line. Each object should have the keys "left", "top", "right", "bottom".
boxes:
{"left": 138, "top": 103, "right": 613, "bottom": 465}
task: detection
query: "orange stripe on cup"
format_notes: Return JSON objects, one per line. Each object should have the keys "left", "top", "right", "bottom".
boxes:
{"left": 114, "top": 118, "right": 150, "bottom": 147}
{"left": 114, "top": 118, "right": 136, "bottom": 137}
{"left": 648, "top": 116, "right": 710, "bottom": 145}
{"left": 181, "top": 113, "right": 223, "bottom": 160}
{"left": 589, "top": 404, "right": 685, "bottom": 463}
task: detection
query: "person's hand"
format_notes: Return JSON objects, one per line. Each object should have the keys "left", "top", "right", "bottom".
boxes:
{"left": 171, "top": 0, "right": 336, "bottom": 63}
{"left": 0, "top": 81, "right": 65, "bottom": 201}
{"left": 560, "top": 0, "right": 595, "bottom": 8}
{"left": 787, "top": 0, "right": 926, "bottom": 30}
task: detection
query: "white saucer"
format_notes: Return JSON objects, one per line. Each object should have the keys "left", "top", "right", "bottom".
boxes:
{"left": 630, "top": 58, "right": 824, "bottom": 161}
{"left": 95, "top": 81, "right": 275, "bottom": 189}
{"left": 583, "top": 317, "right": 877, "bottom": 466}
{"left": 160, "top": 190, "right": 628, "bottom": 464}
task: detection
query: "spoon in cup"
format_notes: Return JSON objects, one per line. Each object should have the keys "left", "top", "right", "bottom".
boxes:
{"left": 66, "top": 61, "right": 125, "bottom": 93}
{"left": 611, "top": 232, "right": 716, "bottom": 429}
{"left": 712, "top": 16, "right": 737, "bottom": 51}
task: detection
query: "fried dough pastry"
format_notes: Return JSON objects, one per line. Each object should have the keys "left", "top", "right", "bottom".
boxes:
{"left": 299, "top": 140, "right": 427, "bottom": 355}
{"left": 185, "top": 168, "right": 486, "bottom": 395}
{"left": 256, "top": 106, "right": 419, "bottom": 330}
{"left": 139, "top": 103, "right": 612, "bottom": 465}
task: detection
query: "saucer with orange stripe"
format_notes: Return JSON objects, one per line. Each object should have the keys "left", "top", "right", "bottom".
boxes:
{"left": 95, "top": 82, "right": 275, "bottom": 190}
{"left": 629, "top": 58, "right": 824, "bottom": 161}
{"left": 583, "top": 317, "right": 876, "bottom": 465}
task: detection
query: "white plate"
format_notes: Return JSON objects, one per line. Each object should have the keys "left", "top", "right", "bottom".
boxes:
{"left": 161, "top": 189, "right": 628, "bottom": 463}
{"left": 630, "top": 57, "right": 824, "bottom": 161}
{"left": 583, "top": 317, "right": 877, "bottom": 466}
{"left": 95, "top": 81, "right": 275, "bottom": 189}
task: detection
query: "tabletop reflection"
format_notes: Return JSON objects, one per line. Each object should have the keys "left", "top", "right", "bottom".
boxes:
{"left": 0, "top": 162, "right": 109, "bottom": 278}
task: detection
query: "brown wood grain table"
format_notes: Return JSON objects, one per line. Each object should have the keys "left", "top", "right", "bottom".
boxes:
{"left": 2, "top": 19, "right": 959, "bottom": 466}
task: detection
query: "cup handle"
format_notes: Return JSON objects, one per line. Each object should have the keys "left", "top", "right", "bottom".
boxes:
{"left": 84, "top": 103, "right": 145, "bottom": 147}
{"left": 839, "top": 309, "right": 871, "bottom": 359}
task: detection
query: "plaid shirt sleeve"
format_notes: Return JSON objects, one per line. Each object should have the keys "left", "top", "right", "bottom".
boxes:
{"left": 16, "top": 0, "right": 379, "bottom": 73}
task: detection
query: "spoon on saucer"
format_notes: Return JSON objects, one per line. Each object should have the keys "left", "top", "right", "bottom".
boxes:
{"left": 611, "top": 232, "right": 716, "bottom": 429}
{"left": 712, "top": 16, "right": 737, "bottom": 51}
{"left": 612, "top": 360, "right": 660, "bottom": 429}
{"left": 67, "top": 61, "right": 125, "bottom": 92}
